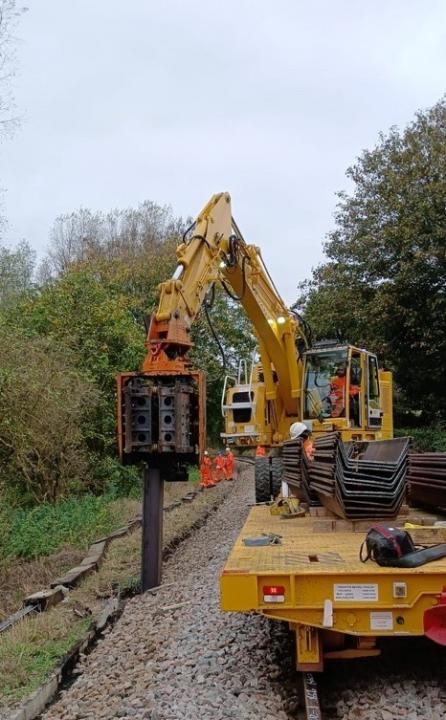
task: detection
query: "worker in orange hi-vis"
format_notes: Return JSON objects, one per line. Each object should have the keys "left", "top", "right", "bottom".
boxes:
{"left": 215, "top": 451, "right": 226, "bottom": 483}
{"left": 289, "top": 422, "right": 315, "bottom": 462}
{"left": 199, "top": 451, "right": 215, "bottom": 488}
{"left": 223, "top": 447, "right": 235, "bottom": 481}
{"left": 255, "top": 445, "right": 266, "bottom": 457}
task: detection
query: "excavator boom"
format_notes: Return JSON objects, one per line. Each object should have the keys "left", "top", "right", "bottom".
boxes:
{"left": 144, "top": 192, "right": 307, "bottom": 413}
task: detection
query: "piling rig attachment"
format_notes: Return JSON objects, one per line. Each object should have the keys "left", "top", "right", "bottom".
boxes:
{"left": 117, "top": 369, "right": 205, "bottom": 479}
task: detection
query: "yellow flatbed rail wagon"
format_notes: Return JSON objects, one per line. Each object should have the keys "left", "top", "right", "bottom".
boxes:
{"left": 220, "top": 505, "right": 446, "bottom": 671}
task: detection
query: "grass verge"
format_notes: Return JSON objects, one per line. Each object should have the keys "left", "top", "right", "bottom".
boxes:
{"left": 0, "top": 614, "right": 90, "bottom": 703}
{"left": 0, "top": 475, "right": 238, "bottom": 714}
{"left": 0, "top": 479, "right": 197, "bottom": 618}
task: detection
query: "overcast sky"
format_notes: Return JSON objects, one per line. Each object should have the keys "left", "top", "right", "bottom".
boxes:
{"left": 1, "top": 0, "right": 446, "bottom": 302}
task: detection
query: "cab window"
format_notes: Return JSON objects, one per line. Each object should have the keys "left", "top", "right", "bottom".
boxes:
{"left": 368, "top": 356, "right": 379, "bottom": 399}
{"left": 304, "top": 349, "right": 348, "bottom": 419}
{"left": 232, "top": 391, "right": 253, "bottom": 423}
{"left": 367, "top": 355, "right": 381, "bottom": 427}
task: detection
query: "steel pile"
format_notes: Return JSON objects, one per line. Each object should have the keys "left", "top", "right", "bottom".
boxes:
{"left": 408, "top": 453, "right": 446, "bottom": 511}
{"left": 282, "top": 438, "right": 320, "bottom": 506}
{"left": 308, "top": 432, "right": 411, "bottom": 519}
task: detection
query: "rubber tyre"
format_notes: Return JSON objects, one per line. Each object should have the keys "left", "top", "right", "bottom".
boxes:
{"left": 270, "top": 457, "right": 284, "bottom": 498}
{"left": 255, "top": 458, "right": 270, "bottom": 503}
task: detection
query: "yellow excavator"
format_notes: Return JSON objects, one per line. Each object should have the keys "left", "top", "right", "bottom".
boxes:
{"left": 117, "top": 192, "right": 393, "bottom": 494}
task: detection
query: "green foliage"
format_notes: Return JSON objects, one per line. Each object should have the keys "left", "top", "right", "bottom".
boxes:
{"left": 395, "top": 426, "right": 446, "bottom": 453}
{"left": 297, "top": 98, "right": 446, "bottom": 420}
{"left": 0, "top": 494, "right": 127, "bottom": 560}
{"left": 13, "top": 270, "right": 145, "bottom": 394}
{"left": 94, "top": 456, "right": 141, "bottom": 499}
{"left": 3, "top": 270, "right": 146, "bottom": 494}
{"left": 188, "top": 466, "right": 199, "bottom": 483}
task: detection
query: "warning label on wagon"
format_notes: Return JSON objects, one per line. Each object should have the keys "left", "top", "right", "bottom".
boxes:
{"left": 370, "top": 611, "right": 393, "bottom": 630}
{"left": 334, "top": 584, "right": 378, "bottom": 601}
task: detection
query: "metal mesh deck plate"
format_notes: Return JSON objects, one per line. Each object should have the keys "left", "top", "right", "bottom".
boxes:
{"left": 224, "top": 505, "right": 446, "bottom": 576}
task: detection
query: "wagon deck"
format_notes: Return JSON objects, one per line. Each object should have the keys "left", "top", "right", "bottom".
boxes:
{"left": 220, "top": 505, "right": 446, "bottom": 669}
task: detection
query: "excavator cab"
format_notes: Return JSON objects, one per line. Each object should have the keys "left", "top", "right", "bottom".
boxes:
{"left": 222, "top": 343, "right": 393, "bottom": 447}
{"left": 302, "top": 342, "right": 393, "bottom": 441}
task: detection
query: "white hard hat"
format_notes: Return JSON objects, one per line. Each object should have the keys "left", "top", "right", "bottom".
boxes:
{"left": 225, "top": 447, "right": 230, "bottom": 452}
{"left": 204, "top": 451, "right": 209, "bottom": 455}
{"left": 289, "top": 422, "right": 308, "bottom": 439}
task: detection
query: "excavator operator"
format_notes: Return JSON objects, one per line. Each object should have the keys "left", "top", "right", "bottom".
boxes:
{"left": 330, "top": 363, "right": 359, "bottom": 419}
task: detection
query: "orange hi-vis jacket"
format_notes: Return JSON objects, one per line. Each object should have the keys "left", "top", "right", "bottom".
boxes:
{"left": 215, "top": 454, "right": 226, "bottom": 482}
{"left": 224, "top": 450, "right": 235, "bottom": 480}
{"left": 330, "top": 375, "right": 359, "bottom": 418}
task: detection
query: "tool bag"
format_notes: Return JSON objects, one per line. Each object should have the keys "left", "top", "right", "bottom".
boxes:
{"left": 359, "top": 525, "right": 446, "bottom": 567}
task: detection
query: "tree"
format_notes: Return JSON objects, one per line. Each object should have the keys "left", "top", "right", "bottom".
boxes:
{"left": 46, "top": 201, "right": 184, "bottom": 278}
{"left": 298, "top": 98, "right": 446, "bottom": 420}
{"left": 0, "top": 239, "right": 34, "bottom": 305}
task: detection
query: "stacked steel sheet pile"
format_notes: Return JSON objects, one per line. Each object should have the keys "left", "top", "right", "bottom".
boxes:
{"left": 309, "top": 432, "right": 410, "bottom": 519}
{"left": 282, "top": 438, "right": 320, "bottom": 505}
{"left": 408, "top": 453, "right": 446, "bottom": 511}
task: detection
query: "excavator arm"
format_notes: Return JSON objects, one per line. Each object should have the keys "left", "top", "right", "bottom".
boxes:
{"left": 144, "top": 192, "right": 308, "bottom": 413}
{"left": 117, "top": 192, "right": 309, "bottom": 468}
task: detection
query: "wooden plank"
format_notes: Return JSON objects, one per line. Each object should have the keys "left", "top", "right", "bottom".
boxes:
{"left": 333, "top": 519, "right": 354, "bottom": 532}
{"left": 94, "top": 526, "right": 129, "bottom": 544}
{"left": 79, "top": 541, "right": 107, "bottom": 569}
{"left": 50, "top": 564, "right": 96, "bottom": 589}
{"left": 309, "top": 507, "right": 329, "bottom": 517}
{"left": 24, "top": 587, "right": 64, "bottom": 610}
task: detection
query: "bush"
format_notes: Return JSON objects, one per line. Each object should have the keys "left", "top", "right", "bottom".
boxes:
{"left": 0, "top": 327, "right": 99, "bottom": 504}
{"left": 395, "top": 426, "right": 446, "bottom": 453}
{"left": 91, "top": 455, "right": 141, "bottom": 499}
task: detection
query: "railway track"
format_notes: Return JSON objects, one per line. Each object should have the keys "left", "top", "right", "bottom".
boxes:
{"left": 235, "top": 456, "right": 255, "bottom": 465}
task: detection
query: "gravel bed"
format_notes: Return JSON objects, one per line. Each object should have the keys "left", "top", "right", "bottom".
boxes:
{"left": 41, "top": 470, "right": 298, "bottom": 720}
{"left": 320, "top": 638, "right": 446, "bottom": 719}
{"left": 39, "top": 468, "right": 446, "bottom": 720}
